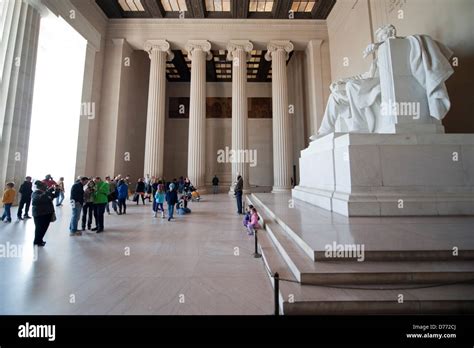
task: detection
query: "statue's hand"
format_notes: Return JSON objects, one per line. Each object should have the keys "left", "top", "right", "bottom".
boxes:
{"left": 363, "top": 43, "right": 376, "bottom": 58}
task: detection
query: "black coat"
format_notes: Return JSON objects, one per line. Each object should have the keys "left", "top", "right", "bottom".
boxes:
{"left": 70, "top": 181, "right": 85, "bottom": 204}
{"left": 136, "top": 182, "right": 145, "bottom": 193}
{"left": 234, "top": 177, "right": 243, "bottom": 193}
{"left": 32, "top": 190, "right": 55, "bottom": 217}
{"left": 165, "top": 190, "right": 178, "bottom": 205}
{"left": 19, "top": 181, "right": 33, "bottom": 199}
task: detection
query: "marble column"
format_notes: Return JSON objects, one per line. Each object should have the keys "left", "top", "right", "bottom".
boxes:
{"left": 143, "top": 40, "right": 174, "bottom": 178}
{"left": 0, "top": 0, "right": 42, "bottom": 192}
{"left": 185, "top": 40, "right": 212, "bottom": 190}
{"left": 265, "top": 41, "right": 294, "bottom": 193}
{"left": 227, "top": 40, "right": 253, "bottom": 192}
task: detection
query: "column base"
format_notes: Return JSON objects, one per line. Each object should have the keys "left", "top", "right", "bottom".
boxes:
{"left": 272, "top": 187, "right": 292, "bottom": 194}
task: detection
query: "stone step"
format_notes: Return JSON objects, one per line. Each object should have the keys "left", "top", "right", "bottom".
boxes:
{"left": 257, "top": 229, "right": 474, "bottom": 315}
{"left": 249, "top": 193, "right": 474, "bottom": 261}
{"left": 264, "top": 219, "right": 474, "bottom": 285}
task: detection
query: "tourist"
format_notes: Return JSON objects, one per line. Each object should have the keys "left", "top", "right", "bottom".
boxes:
{"left": 42, "top": 174, "right": 57, "bottom": 188}
{"left": 246, "top": 207, "right": 261, "bottom": 236}
{"left": 17, "top": 176, "right": 33, "bottom": 220}
{"left": 82, "top": 179, "right": 95, "bottom": 230}
{"left": 151, "top": 177, "right": 159, "bottom": 207}
{"left": 144, "top": 174, "right": 152, "bottom": 202}
{"left": 212, "top": 175, "right": 219, "bottom": 194}
{"left": 234, "top": 175, "right": 243, "bottom": 215}
{"left": 183, "top": 177, "right": 191, "bottom": 193}
{"left": 135, "top": 178, "right": 146, "bottom": 205}
{"left": 1, "top": 182, "right": 16, "bottom": 223}
{"left": 154, "top": 181, "right": 166, "bottom": 218}
{"left": 117, "top": 179, "right": 128, "bottom": 215}
{"left": 31, "top": 181, "right": 56, "bottom": 246}
{"left": 56, "top": 177, "right": 65, "bottom": 206}
{"left": 70, "top": 177, "right": 88, "bottom": 236}
{"left": 242, "top": 204, "right": 254, "bottom": 230}
{"left": 125, "top": 175, "right": 132, "bottom": 200}
{"left": 105, "top": 176, "right": 118, "bottom": 215}
{"left": 178, "top": 176, "right": 185, "bottom": 193}
{"left": 92, "top": 177, "right": 109, "bottom": 233}
{"left": 165, "top": 183, "right": 178, "bottom": 222}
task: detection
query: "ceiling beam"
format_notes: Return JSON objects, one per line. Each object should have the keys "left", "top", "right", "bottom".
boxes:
{"left": 143, "top": 0, "right": 165, "bottom": 18}
{"left": 272, "top": 0, "right": 293, "bottom": 19}
{"left": 312, "top": 0, "right": 337, "bottom": 19}
{"left": 231, "top": 0, "right": 249, "bottom": 18}
{"left": 185, "top": 0, "right": 206, "bottom": 18}
{"left": 95, "top": 0, "right": 122, "bottom": 18}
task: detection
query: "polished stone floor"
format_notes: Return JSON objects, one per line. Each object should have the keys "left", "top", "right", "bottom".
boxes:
{"left": 0, "top": 194, "right": 273, "bottom": 315}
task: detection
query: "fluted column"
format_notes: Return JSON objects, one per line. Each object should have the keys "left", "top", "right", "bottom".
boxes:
{"left": 185, "top": 40, "right": 212, "bottom": 190}
{"left": 227, "top": 40, "right": 253, "bottom": 192}
{"left": 0, "top": 0, "right": 42, "bottom": 193}
{"left": 265, "top": 41, "right": 294, "bottom": 193}
{"left": 143, "top": 40, "right": 174, "bottom": 178}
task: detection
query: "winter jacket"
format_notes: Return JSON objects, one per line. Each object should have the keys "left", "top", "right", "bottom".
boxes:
{"left": 155, "top": 191, "right": 165, "bottom": 204}
{"left": 70, "top": 181, "right": 85, "bottom": 204}
{"left": 31, "top": 189, "right": 55, "bottom": 217}
{"left": 19, "top": 181, "right": 33, "bottom": 199}
{"left": 135, "top": 182, "right": 145, "bottom": 193}
{"left": 165, "top": 190, "right": 178, "bottom": 205}
{"left": 93, "top": 181, "right": 109, "bottom": 204}
{"left": 2, "top": 188, "right": 16, "bottom": 204}
{"left": 117, "top": 183, "right": 129, "bottom": 200}
{"left": 249, "top": 212, "right": 261, "bottom": 229}
{"left": 234, "top": 177, "right": 243, "bottom": 193}
{"left": 212, "top": 177, "right": 219, "bottom": 186}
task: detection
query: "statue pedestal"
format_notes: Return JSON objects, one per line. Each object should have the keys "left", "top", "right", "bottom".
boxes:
{"left": 293, "top": 133, "right": 474, "bottom": 216}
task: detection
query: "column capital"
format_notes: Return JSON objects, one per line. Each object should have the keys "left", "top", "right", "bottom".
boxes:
{"left": 185, "top": 40, "right": 213, "bottom": 61}
{"left": 265, "top": 40, "right": 294, "bottom": 61}
{"left": 144, "top": 40, "right": 174, "bottom": 61}
{"left": 226, "top": 40, "right": 254, "bottom": 61}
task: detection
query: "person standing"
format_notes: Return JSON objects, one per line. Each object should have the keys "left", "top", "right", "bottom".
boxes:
{"left": 117, "top": 179, "right": 128, "bottom": 215}
{"left": 92, "top": 177, "right": 109, "bottom": 233}
{"left": 212, "top": 175, "right": 219, "bottom": 194}
{"left": 69, "top": 177, "right": 88, "bottom": 236}
{"left": 165, "top": 183, "right": 178, "bottom": 222}
{"left": 135, "top": 178, "right": 146, "bottom": 205}
{"left": 1, "top": 182, "right": 16, "bottom": 223}
{"left": 42, "top": 174, "right": 57, "bottom": 189}
{"left": 17, "top": 177, "right": 33, "bottom": 220}
{"left": 56, "top": 177, "right": 65, "bottom": 206}
{"left": 105, "top": 176, "right": 118, "bottom": 215}
{"left": 234, "top": 175, "right": 243, "bottom": 215}
{"left": 154, "top": 181, "right": 166, "bottom": 218}
{"left": 82, "top": 179, "right": 95, "bottom": 230}
{"left": 31, "top": 181, "right": 56, "bottom": 246}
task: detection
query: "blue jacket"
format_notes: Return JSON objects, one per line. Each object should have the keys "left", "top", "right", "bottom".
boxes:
{"left": 117, "top": 183, "right": 129, "bottom": 200}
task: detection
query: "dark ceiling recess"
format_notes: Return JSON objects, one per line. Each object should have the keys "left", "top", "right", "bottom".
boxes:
{"left": 97, "top": 0, "right": 328, "bottom": 82}
{"left": 96, "top": 0, "right": 336, "bottom": 20}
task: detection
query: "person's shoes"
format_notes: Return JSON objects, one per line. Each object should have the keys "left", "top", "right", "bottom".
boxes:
{"left": 75, "top": 231, "right": 82, "bottom": 236}
{"left": 118, "top": 212, "right": 122, "bottom": 215}
{"left": 168, "top": 217, "right": 171, "bottom": 221}
{"left": 153, "top": 213, "right": 157, "bottom": 218}
{"left": 96, "top": 229, "right": 103, "bottom": 233}
{"left": 34, "top": 241, "right": 46, "bottom": 247}
{"left": 107, "top": 212, "right": 111, "bottom": 215}
{"left": 17, "top": 217, "right": 23, "bottom": 221}
{"left": 87, "top": 225, "right": 91, "bottom": 230}
{"left": 91, "top": 227, "right": 98, "bottom": 231}
{"left": 24, "top": 215, "right": 31, "bottom": 219}
{"left": 69, "top": 232, "right": 76, "bottom": 236}
{"left": 115, "top": 210, "right": 119, "bottom": 215}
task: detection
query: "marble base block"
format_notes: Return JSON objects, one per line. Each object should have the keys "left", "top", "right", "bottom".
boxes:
{"left": 293, "top": 133, "right": 474, "bottom": 216}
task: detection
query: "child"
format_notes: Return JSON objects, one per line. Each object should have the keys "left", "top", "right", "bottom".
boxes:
{"left": 247, "top": 207, "right": 261, "bottom": 236}
{"left": 154, "top": 182, "right": 165, "bottom": 218}
{"left": 2, "top": 182, "right": 16, "bottom": 223}
{"left": 242, "top": 204, "right": 254, "bottom": 229}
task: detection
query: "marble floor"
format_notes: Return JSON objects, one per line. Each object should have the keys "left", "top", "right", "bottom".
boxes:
{"left": 0, "top": 194, "right": 274, "bottom": 315}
